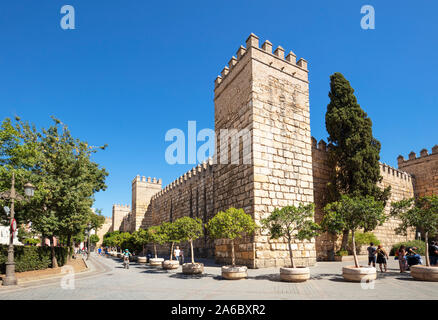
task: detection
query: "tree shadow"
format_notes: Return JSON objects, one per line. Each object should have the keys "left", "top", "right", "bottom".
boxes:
{"left": 249, "top": 273, "right": 281, "bottom": 282}
{"left": 168, "top": 272, "right": 219, "bottom": 280}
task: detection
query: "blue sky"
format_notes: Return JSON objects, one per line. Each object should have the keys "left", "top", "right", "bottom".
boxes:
{"left": 1, "top": 1, "right": 437, "bottom": 218}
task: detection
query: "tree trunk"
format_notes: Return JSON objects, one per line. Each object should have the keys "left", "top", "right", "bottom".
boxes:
{"left": 351, "top": 230, "right": 359, "bottom": 268}
{"left": 154, "top": 243, "right": 157, "bottom": 259}
{"left": 50, "top": 236, "right": 58, "bottom": 268}
{"left": 341, "top": 229, "right": 349, "bottom": 250}
{"left": 288, "top": 238, "right": 295, "bottom": 268}
{"left": 142, "top": 244, "right": 145, "bottom": 256}
{"left": 170, "top": 242, "right": 174, "bottom": 261}
{"left": 67, "top": 234, "right": 72, "bottom": 261}
{"left": 231, "top": 239, "right": 235, "bottom": 266}
{"left": 190, "top": 239, "right": 195, "bottom": 264}
{"left": 425, "top": 232, "right": 430, "bottom": 267}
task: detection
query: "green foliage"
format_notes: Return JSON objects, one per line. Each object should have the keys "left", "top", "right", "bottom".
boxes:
{"left": 347, "top": 232, "right": 380, "bottom": 254}
{"left": 89, "top": 234, "right": 99, "bottom": 245}
{"left": 391, "top": 195, "right": 438, "bottom": 238}
{"left": 132, "top": 229, "right": 149, "bottom": 248}
{"left": 391, "top": 240, "right": 426, "bottom": 256}
{"left": 160, "top": 221, "right": 181, "bottom": 243}
{"left": 322, "top": 195, "right": 386, "bottom": 234}
{"left": 207, "top": 207, "right": 256, "bottom": 241}
{"left": 173, "top": 217, "right": 203, "bottom": 242}
{"left": 322, "top": 195, "right": 385, "bottom": 267}
{"left": 23, "top": 238, "right": 40, "bottom": 246}
{"left": 173, "top": 217, "right": 203, "bottom": 263}
{"left": 261, "top": 203, "right": 320, "bottom": 268}
{"left": 0, "top": 116, "right": 108, "bottom": 260}
{"left": 348, "top": 232, "right": 380, "bottom": 247}
{"left": 390, "top": 195, "right": 438, "bottom": 266}
{"left": 335, "top": 249, "right": 348, "bottom": 257}
{"left": 88, "top": 210, "right": 106, "bottom": 232}
{"left": 0, "top": 245, "right": 68, "bottom": 273}
{"left": 102, "top": 231, "right": 121, "bottom": 248}
{"left": 146, "top": 225, "right": 167, "bottom": 245}
{"left": 325, "top": 72, "right": 390, "bottom": 203}
{"left": 261, "top": 203, "right": 319, "bottom": 242}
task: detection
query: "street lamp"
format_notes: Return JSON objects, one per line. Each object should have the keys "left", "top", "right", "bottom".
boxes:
{"left": 87, "top": 223, "right": 91, "bottom": 261}
{"left": 0, "top": 173, "right": 34, "bottom": 286}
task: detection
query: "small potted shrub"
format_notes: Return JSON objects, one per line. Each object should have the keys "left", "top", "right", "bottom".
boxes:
{"left": 322, "top": 195, "right": 385, "bottom": 282}
{"left": 334, "top": 249, "right": 348, "bottom": 261}
{"left": 262, "top": 203, "right": 320, "bottom": 282}
{"left": 173, "top": 217, "right": 204, "bottom": 275}
{"left": 161, "top": 221, "right": 181, "bottom": 270}
{"left": 206, "top": 207, "right": 256, "bottom": 280}
{"left": 391, "top": 195, "right": 438, "bottom": 281}
{"left": 145, "top": 225, "right": 166, "bottom": 266}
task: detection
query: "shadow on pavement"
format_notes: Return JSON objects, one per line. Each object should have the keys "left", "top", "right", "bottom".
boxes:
{"left": 168, "top": 272, "right": 221, "bottom": 280}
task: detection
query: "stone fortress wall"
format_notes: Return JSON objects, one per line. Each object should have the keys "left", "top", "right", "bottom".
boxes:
{"left": 109, "top": 34, "right": 437, "bottom": 267}
{"left": 398, "top": 146, "right": 438, "bottom": 197}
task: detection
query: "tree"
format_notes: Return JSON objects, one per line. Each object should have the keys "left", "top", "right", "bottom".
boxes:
{"left": 261, "top": 204, "right": 320, "bottom": 268}
{"left": 391, "top": 195, "right": 438, "bottom": 267}
{"left": 206, "top": 208, "right": 256, "bottom": 266}
{"left": 102, "top": 231, "right": 122, "bottom": 251}
{"left": 325, "top": 72, "right": 390, "bottom": 249}
{"left": 145, "top": 226, "right": 167, "bottom": 259}
{"left": 160, "top": 221, "right": 181, "bottom": 261}
{"left": 4, "top": 116, "right": 108, "bottom": 267}
{"left": 89, "top": 234, "right": 100, "bottom": 245}
{"left": 321, "top": 195, "right": 386, "bottom": 268}
{"left": 173, "top": 217, "right": 203, "bottom": 264}
{"left": 132, "top": 229, "right": 148, "bottom": 255}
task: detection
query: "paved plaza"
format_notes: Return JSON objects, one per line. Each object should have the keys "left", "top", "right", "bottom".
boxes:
{"left": 0, "top": 253, "right": 437, "bottom": 300}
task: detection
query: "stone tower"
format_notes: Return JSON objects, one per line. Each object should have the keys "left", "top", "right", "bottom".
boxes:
{"left": 398, "top": 145, "right": 438, "bottom": 197}
{"left": 213, "top": 33, "right": 316, "bottom": 268}
{"left": 131, "top": 176, "right": 162, "bottom": 231}
{"left": 111, "top": 204, "right": 130, "bottom": 232}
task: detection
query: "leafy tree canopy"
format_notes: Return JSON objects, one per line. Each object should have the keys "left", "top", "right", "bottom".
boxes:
{"left": 325, "top": 72, "right": 390, "bottom": 203}
{"left": 173, "top": 217, "right": 203, "bottom": 242}
{"left": 207, "top": 207, "right": 256, "bottom": 241}
{"left": 261, "top": 203, "right": 319, "bottom": 242}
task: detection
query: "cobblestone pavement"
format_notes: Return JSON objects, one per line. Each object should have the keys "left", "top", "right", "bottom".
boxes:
{"left": 0, "top": 253, "right": 436, "bottom": 300}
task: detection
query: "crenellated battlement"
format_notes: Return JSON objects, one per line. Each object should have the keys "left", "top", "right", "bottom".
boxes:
{"left": 151, "top": 158, "right": 214, "bottom": 201}
{"left": 311, "top": 137, "right": 328, "bottom": 152}
{"left": 112, "top": 204, "right": 131, "bottom": 209}
{"left": 132, "top": 175, "right": 162, "bottom": 185}
{"left": 380, "top": 163, "right": 412, "bottom": 182}
{"left": 398, "top": 145, "right": 438, "bottom": 166}
{"left": 214, "top": 33, "right": 308, "bottom": 91}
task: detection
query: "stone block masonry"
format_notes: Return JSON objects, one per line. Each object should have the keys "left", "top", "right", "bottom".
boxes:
{"left": 113, "top": 34, "right": 436, "bottom": 266}
{"left": 398, "top": 146, "right": 438, "bottom": 197}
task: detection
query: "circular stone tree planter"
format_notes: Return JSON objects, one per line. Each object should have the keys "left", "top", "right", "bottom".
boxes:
{"left": 162, "top": 260, "right": 180, "bottom": 270}
{"left": 342, "top": 266, "right": 377, "bottom": 282}
{"left": 280, "top": 267, "right": 310, "bottom": 282}
{"left": 182, "top": 263, "right": 204, "bottom": 275}
{"left": 410, "top": 265, "right": 438, "bottom": 282}
{"left": 137, "top": 256, "right": 147, "bottom": 264}
{"left": 221, "top": 266, "right": 247, "bottom": 280}
{"left": 149, "top": 258, "right": 164, "bottom": 267}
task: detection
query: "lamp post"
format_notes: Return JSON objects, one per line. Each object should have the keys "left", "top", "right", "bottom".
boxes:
{"left": 87, "top": 223, "right": 91, "bottom": 261}
{"left": 0, "top": 172, "right": 35, "bottom": 286}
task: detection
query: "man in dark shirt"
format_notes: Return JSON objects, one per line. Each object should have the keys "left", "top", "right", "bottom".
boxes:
{"left": 367, "top": 242, "right": 377, "bottom": 267}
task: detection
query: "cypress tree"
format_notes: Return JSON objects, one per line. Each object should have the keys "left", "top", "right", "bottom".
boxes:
{"left": 325, "top": 72, "right": 390, "bottom": 248}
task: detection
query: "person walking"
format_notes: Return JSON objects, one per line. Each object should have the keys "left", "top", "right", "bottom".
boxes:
{"left": 376, "top": 245, "right": 389, "bottom": 272}
{"left": 367, "top": 242, "right": 377, "bottom": 268}
{"left": 174, "top": 246, "right": 182, "bottom": 265}
{"left": 398, "top": 245, "right": 408, "bottom": 273}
